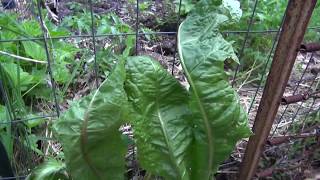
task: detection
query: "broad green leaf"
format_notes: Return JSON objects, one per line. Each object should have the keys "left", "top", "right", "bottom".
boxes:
{"left": 0, "top": 31, "right": 17, "bottom": 44}
{"left": 125, "top": 56, "right": 192, "bottom": 180}
{"left": 22, "top": 20, "right": 42, "bottom": 37}
{"left": 52, "top": 61, "right": 70, "bottom": 83}
{"left": 221, "top": 0, "right": 242, "bottom": 22}
{"left": 24, "top": 134, "right": 44, "bottom": 156}
{"left": 1, "top": 62, "right": 35, "bottom": 90}
{"left": 174, "top": 0, "right": 197, "bottom": 15}
{"left": 26, "top": 159, "right": 70, "bottom": 180}
{"left": 22, "top": 41, "right": 47, "bottom": 61}
{"left": 96, "top": 19, "right": 112, "bottom": 35}
{"left": 30, "top": 68, "right": 47, "bottom": 83}
{"left": 53, "top": 41, "right": 79, "bottom": 63}
{"left": 24, "top": 114, "right": 45, "bottom": 128}
{"left": 178, "top": 0, "right": 251, "bottom": 178}
{"left": 45, "top": 21, "right": 71, "bottom": 37}
{"left": 53, "top": 60, "right": 128, "bottom": 180}
{"left": 0, "top": 13, "right": 23, "bottom": 36}
{"left": 123, "top": 35, "right": 135, "bottom": 57}
{"left": 28, "top": 84, "right": 52, "bottom": 100}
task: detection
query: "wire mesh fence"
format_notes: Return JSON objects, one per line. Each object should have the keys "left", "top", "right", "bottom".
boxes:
{"left": 0, "top": 0, "right": 319, "bottom": 179}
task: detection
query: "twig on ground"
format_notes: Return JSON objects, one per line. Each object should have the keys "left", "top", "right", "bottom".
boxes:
{"left": 0, "top": 50, "right": 47, "bottom": 64}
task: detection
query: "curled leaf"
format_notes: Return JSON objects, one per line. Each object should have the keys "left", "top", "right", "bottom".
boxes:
{"left": 178, "top": 0, "right": 251, "bottom": 178}
{"left": 125, "top": 56, "right": 192, "bottom": 180}
{"left": 53, "top": 60, "right": 128, "bottom": 180}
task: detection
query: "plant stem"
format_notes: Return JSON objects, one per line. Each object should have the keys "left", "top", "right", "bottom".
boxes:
{"left": 0, "top": 50, "right": 47, "bottom": 64}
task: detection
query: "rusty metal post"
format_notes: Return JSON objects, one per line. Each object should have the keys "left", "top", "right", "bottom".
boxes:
{"left": 238, "top": 1, "right": 317, "bottom": 179}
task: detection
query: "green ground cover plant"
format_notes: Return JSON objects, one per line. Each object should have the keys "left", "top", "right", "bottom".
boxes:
{"left": 175, "top": 0, "right": 320, "bottom": 86}
{"left": 3, "top": 0, "right": 318, "bottom": 179}
{"left": 0, "top": 7, "right": 135, "bottom": 175}
{"left": 27, "top": 0, "right": 251, "bottom": 179}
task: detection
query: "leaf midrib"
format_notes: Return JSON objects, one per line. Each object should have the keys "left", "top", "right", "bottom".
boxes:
{"left": 178, "top": 22, "right": 213, "bottom": 176}
{"left": 149, "top": 59, "right": 184, "bottom": 179}
{"left": 80, "top": 81, "right": 108, "bottom": 179}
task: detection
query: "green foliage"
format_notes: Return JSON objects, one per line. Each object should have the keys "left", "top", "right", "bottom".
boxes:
{"left": 0, "top": 12, "right": 135, "bottom": 160}
{"left": 228, "top": 0, "right": 320, "bottom": 84}
{"left": 0, "top": 68, "right": 14, "bottom": 159}
{"left": 51, "top": 1, "right": 250, "bottom": 179}
{"left": 54, "top": 51, "right": 250, "bottom": 178}
{"left": 95, "top": 13, "right": 135, "bottom": 58}
{"left": 0, "top": 12, "right": 79, "bottom": 164}
{"left": 61, "top": 10, "right": 92, "bottom": 35}
{"left": 226, "top": 0, "right": 288, "bottom": 75}
{"left": 128, "top": 0, "right": 151, "bottom": 11}
{"left": 1, "top": 63, "right": 35, "bottom": 91}
{"left": 125, "top": 56, "right": 192, "bottom": 179}
{"left": 174, "top": 0, "right": 199, "bottom": 15}
{"left": 53, "top": 59, "right": 128, "bottom": 180}
{"left": 1, "top": 0, "right": 317, "bottom": 178}
{"left": 60, "top": 6, "right": 136, "bottom": 75}
{"left": 173, "top": 1, "right": 320, "bottom": 85}
{"left": 22, "top": 41, "right": 47, "bottom": 61}
{"left": 0, "top": 12, "right": 78, "bottom": 91}
{"left": 140, "top": 1, "right": 151, "bottom": 11}
{"left": 0, "top": 104, "right": 13, "bottom": 158}
{"left": 61, "top": 6, "right": 133, "bottom": 37}
{"left": 26, "top": 159, "right": 70, "bottom": 180}
{"left": 178, "top": 0, "right": 251, "bottom": 178}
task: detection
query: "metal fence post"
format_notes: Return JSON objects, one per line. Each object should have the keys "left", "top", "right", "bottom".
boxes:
{"left": 238, "top": 0, "right": 318, "bottom": 179}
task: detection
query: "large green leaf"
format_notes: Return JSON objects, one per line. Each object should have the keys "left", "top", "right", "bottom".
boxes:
{"left": 178, "top": 0, "right": 251, "bottom": 178}
{"left": 26, "top": 159, "right": 69, "bottom": 180}
{"left": 125, "top": 56, "right": 192, "bottom": 180}
{"left": 22, "top": 20, "right": 42, "bottom": 37}
{"left": 22, "top": 41, "right": 47, "bottom": 61}
{"left": 1, "top": 63, "right": 35, "bottom": 90}
{"left": 53, "top": 59, "right": 128, "bottom": 180}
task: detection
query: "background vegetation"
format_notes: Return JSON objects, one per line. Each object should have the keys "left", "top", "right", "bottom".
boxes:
{"left": 0, "top": 0, "right": 319, "bottom": 179}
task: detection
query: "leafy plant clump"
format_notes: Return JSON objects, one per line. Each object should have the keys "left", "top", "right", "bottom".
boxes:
{"left": 0, "top": 7, "right": 137, "bottom": 175}
{"left": 26, "top": 159, "right": 69, "bottom": 180}
{"left": 0, "top": 12, "right": 79, "bottom": 169}
{"left": 32, "top": 0, "right": 251, "bottom": 179}
{"left": 174, "top": 0, "right": 320, "bottom": 85}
